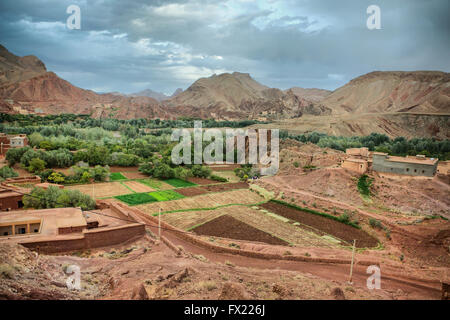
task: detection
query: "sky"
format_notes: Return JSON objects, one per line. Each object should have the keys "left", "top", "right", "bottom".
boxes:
{"left": 0, "top": 0, "right": 449, "bottom": 94}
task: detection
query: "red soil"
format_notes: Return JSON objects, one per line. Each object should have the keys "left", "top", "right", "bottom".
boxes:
{"left": 193, "top": 215, "right": 288, "bottom": 246}
{"left": 260, "top": 202, "right": 379, "bottom": 248}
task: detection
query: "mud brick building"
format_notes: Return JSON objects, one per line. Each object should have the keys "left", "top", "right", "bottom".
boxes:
{"left": 0, "top": 186, "right": 24, "bottom": 211}
{"left": 372, "top": 153, "right": 438, "bottom": 177}
{"left": 0, "top": 133, "right": 28, "bottom": 156}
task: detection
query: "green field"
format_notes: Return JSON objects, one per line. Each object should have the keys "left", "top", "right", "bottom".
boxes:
{"left": 110, "top": 172, "right": 127, "bottom": 181}
{"left": 149, "top": 190, "right": 185, "bottom": 201}
{"left": 136, "top": 178, "right": 164, "bottom": 189}
{"left": 163, "top": 178, "right": 197, "bottom": 188}
{"left": 115, "top": 192, "right": 157, "bottom": 205}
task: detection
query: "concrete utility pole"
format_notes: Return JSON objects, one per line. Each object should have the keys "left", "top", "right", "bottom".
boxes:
{"left": 348, "top": 239, "right": 357, "bottom": 284}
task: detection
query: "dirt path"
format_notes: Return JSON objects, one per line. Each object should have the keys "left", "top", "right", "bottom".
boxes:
{"left": 131, "top": 209, "right": 441, "bottom": 299}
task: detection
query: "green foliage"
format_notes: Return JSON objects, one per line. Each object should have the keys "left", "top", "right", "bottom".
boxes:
{"left": 163, "top": 178, "right": 196, "bottom": 188}
{"left": 293, "top": 161, "right": 299, "bottom": 168}
{"left": 0, "top": 166, "right": 18, "bottom": 179}
{"left": 191, "top": 165, "right": 212, "bottom": 178}
{"left": 287, "top": 132, "right": 450, "bottom": 160}
{"left": 109, "top": 152, "right": 140, "bottom": 167}
{"left": 110, "top": 172, "right": 127, "bottom": 181}
{"left": 369, "top": 218, "right": 383, "bottom": 229}
{"left": 149, "top": 190, "right": 185, "bottom": 201}
{"left": 6, "top": 146, "right": 31, "bottom": 166}
{"left": 28, "top": 158, "right": 46, "bottom": 173}
{"left": 23, "top": 186, "right": 95, "bottom": 210}
{"left": 270, "top": 199, "right": 361, "bottom": 229}
{"left": 47, "top": 172, "right": 65, "bottom": 184}
{"left": 115, "top": 192, "right": 157, "bottom": 205}
{"left": 210, "top": 174, "right": 228, "bottom": 182}
{"left": 357, "top": 174, "right": 373, "bottom": 197}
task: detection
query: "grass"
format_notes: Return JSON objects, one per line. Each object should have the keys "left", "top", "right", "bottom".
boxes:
{"left": 115, "top": 192, "right": 157, "bottom": 205}
{"left": 110, "top": 172, "right": 127, "bottom": 181}
{"left": 136, "top": 179, "right": 164, "bottom": 189}
{"left": 357, "top": 174, "right": 373, "bottom": 197}
{"left": 271, "top": 199, "right": 361, "bottom": 229}
{"left": 149, "top": 190, "right": 185, "bottom": 201}
{"left": 163, "top": 178, "right": 197, "bottom": 188}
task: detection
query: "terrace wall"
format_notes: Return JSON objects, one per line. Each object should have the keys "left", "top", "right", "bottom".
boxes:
{"left": 21, "top": 223, "right": 145, "bottom": 254}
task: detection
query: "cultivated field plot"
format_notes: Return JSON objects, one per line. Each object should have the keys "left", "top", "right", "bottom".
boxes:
{"left": 211, "top": 170, "right": 241, "bottom": 183}
{"left": 121, "top": 171, "right": 149, "bottom": 180}
{"left": 162, "top": 205, "right": 341, "bottom": 248}
{"left": 122, "top": 180, "right": 156, "bottom": 193}
{"left": 115, "top": 192, "right": 157, "bottom": 205}
{"left": 110, "top": 172, "right": 127, "bottom": 181}
{"left": 260, "top": 201, "right": 379, "bottom": 248}
{"left": 192, "top": 215, "right": 288, "bottom": 246}
{"left": 137, "top": 189, "right": 264, "bottom": 215}
{"left": 187, "top": 177, "right": 217, "bottom": 185}
{"left": 163, "top": 178, "right": 197, "bottom": 188}
{"left": 149, "top": 190, "right": 185, "bottom": 201}
{"left": 176, "top": 182, "right": 249, "bottom": 197}
{"left": 136, "top": 179, "right": 174, "bottom": 190}
{"left": 66, "top": 182, "right": 131, "bottom": 199}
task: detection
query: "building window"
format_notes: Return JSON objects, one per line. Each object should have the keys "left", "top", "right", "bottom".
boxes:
{"left": 406, "top": 168, "right": 409, "bottom": 172}
{"left": 414, "top": 169, "right": 417, "bottom": 173}
{"left": 422, "top": 170, "right": 425, "bottom": 174}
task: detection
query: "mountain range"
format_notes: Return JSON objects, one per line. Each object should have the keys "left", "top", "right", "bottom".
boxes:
{"left": 0, "top": 44, "right": 448, "bottom": 138}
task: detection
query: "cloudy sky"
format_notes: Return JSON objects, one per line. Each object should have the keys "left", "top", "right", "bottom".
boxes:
{"left": 0, "top": 0, "right": 448, "bottom": 94}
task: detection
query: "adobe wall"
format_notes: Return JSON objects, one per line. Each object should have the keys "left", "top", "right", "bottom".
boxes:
{"left": 342, "top": 160, "right": 367, "bottom": 174}
{"left": 0, "top": 194, "right": 23, "bottom": 211}
{"left": 372, "top": 154, "right": 437, "bottom": 177}
{"left": 20, "top": 223, "right": 145, "bottom": 254}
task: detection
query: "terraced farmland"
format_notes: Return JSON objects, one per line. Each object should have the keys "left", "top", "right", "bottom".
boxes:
{"left": 137, "top": 189, "right": 264, "bottom": 214}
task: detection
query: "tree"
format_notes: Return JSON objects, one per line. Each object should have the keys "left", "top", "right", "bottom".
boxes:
{"left": 28, "top": 158, "right": 46, "bottom": 173}
{"left": 6, "top": 146, "right": 30, "bottom": 166}
{"left": 28, "top": 132, "right": 44, "bottom": 147}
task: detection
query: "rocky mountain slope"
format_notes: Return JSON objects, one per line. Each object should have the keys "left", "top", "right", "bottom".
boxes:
{"left": 0, "top": 45, "right": 175, "bottom": 118}
{"left": 165, "top": 72, "right": 328, "bottom": 119}
{"left": 318, "top": 71, "right": 450, "bottom": 115}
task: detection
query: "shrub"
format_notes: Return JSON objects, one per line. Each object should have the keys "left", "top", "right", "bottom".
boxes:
{"left": 357, "top": 174, "right": 373, "bottom": 197}
{"left": 293, "top": 161, "right": 299, "bottom": 168}
{"left": 369, "top": 218, "right": 383, "bottom": 229}
{"left": 191, "top": 165, "right": 211, "bottom": 178}
{"left": 0, "top": 166, "right": 18, "bottom": 179}
{"left": 210, "top": 174, "right": 227, "bottom": 182}
{"left": 47, "top": 172, "right": 65, "bottom": 184}
{"left": 28, "top": 158, "right": 46, "bottom": 173}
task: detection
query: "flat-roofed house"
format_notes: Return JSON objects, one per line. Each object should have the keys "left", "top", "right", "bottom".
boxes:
{"left": 372, "top": 153, "right": 438, "bottom": 177}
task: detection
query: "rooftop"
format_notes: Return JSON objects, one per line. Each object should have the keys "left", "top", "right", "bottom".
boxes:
{"left": 385, "top": 155, "right": 438, "bottom": 165}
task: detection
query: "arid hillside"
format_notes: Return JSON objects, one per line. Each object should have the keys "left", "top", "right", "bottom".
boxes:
{"left": 319, "top": 71, "right": 450, "bottom": 115}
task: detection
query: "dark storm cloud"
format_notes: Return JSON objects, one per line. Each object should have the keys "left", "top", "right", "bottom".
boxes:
{"left": 0, "top": 0, "right": 448, "bottom": 93}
